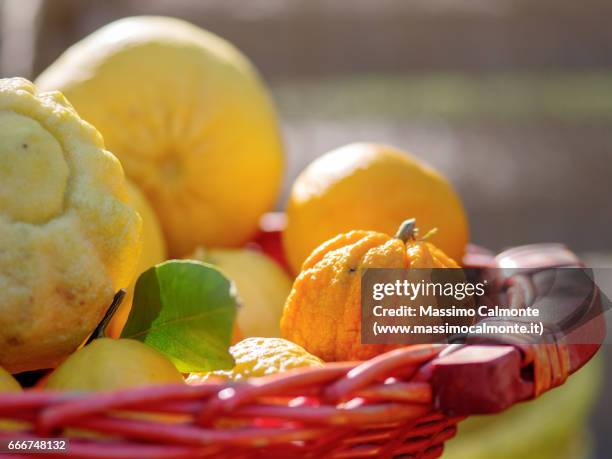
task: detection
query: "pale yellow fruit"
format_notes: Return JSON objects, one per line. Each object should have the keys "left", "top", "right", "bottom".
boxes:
{"left": 108, "top": 182, "right": 167, "bottom": 338}
{"left": 190, "top": 248, "right": 292, "bottom": 338}
{"left": 36, "top": 16, "right": 284, "bottom": 257}
{"left": 46, "top": 338, "right": 184, "bottom": 392}
{"left": 283, "top": 143, "right": 469, "bottom": 273}
{"left": 187, "top": 337, "right": 323, "bottom": 382}
{"left": 0, "top": 366, "right": 24, "bottom": 431}
{"left": 0, "top": 367, "right": 20, "bottom": 393}
{"left": 0, "top": 78, "right": 142, "bottom": 373}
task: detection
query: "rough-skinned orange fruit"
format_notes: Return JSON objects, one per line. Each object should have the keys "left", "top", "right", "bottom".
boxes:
{"left": 280, "top": 219, "right": 458, "bottom": 362}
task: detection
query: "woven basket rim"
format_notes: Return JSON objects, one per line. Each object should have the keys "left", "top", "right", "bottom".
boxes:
{"left": 0, "top": 243, "right": 604, "bottom": 459}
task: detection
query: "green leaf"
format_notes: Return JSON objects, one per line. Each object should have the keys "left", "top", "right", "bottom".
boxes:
{"left": 121, "top": 260, "right": 237, "bottom": 372}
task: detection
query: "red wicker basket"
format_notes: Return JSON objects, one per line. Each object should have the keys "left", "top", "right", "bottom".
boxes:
{"left": 0, "top": 244, "right": 605, "bottom": 459}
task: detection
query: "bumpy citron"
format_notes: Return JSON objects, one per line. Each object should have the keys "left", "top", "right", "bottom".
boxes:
{"left": 0, "top": 78, "right": 142, "bottom": 373}
{"left": 46, "top": 338, "right": 184, "bottom": 391}
{"left": 186, "top": 337, "right": 323, "bottom": 382}
{"left": 36, "top": 16, "right": 284, "bottom": 257}
{"left": 281, "top": 219, "right": 459, "bottom": 362}
{"left": 108, "top": 181, "right": 167, "bottom": 338}
{"left": 190, "top": 247, "right": 292, "bottom": 338}
{"left": 283, "top": 143, "right": 468, "bottom": 274}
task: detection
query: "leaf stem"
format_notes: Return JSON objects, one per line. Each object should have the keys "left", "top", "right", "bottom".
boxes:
{"left": 85, "top": 289, "right": 126, "bottom": 345}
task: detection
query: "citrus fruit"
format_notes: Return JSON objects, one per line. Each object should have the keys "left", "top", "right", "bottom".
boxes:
{"left": 45, "top": 338, "right": 184, "bottom": 391}
{"left": 0, "top": 78, "right": 142, "bottom": 373}
{"left": 281, "top": 219, "right": 459, "bottom": 361}
{"left": 108, "top": 181, "right": 167, "bottom": 338}
{"left": 0, "top": 366, "right": 24, "bottom": 430}
{"left": 186, "top": 337, "right": 323, "bottom": 382}
{"left": 190, "top": 247, "right": 292, "bottom": 337}
{"left": 283, "top": 143, "right": 468, "bottom": 274}
{"left": 36, "top": 16, "right": 284, "bottom": 257}
{"left": 0, "top": 367, "right": 20, "bottom": 393}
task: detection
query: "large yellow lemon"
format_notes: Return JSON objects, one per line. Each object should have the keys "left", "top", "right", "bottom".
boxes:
{"left": 283, "top": 143, "right": 468, "bottom": 273}
{"left": 0, "top": 78, "right": 142, "bottom": 373}
{"left": 36, "top": 16, "right": 284, "bottom": 257}
{"left": 108, "top": 182, "right": 167, "bottom": 338}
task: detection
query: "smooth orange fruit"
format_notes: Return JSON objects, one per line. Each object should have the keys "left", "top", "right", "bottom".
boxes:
{"left": 283, "top": 143, "right": 468, "bottom": 274}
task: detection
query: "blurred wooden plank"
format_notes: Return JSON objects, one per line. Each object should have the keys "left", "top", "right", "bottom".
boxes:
{"left": 29, "top": 0, "right": 612, "bottom": 80}
{"left": 0, "top": 0, "right": 43, "bottom": 78}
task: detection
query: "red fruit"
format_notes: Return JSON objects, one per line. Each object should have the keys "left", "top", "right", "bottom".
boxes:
{"left": 247, "top": 213, "right": 292, "bottom": 274}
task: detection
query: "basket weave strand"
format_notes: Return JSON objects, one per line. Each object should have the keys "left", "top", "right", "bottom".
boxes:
{"left": 0, "top": 346, "right": 458, "bottom": 459}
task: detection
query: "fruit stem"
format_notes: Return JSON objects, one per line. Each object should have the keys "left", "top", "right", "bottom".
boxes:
{"left": 394, "top": 218, "right": 417, "bottom": 242}
{"left": 420, "top": 227, "right": 438, "bottom": 241}
{"left": 85, "top": 289, "right": 126, "bottom": 345}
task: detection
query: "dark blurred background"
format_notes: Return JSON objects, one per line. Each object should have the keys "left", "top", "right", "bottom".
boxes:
{"left": 1, "top": 0, "right": 611, "bottom": 457}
